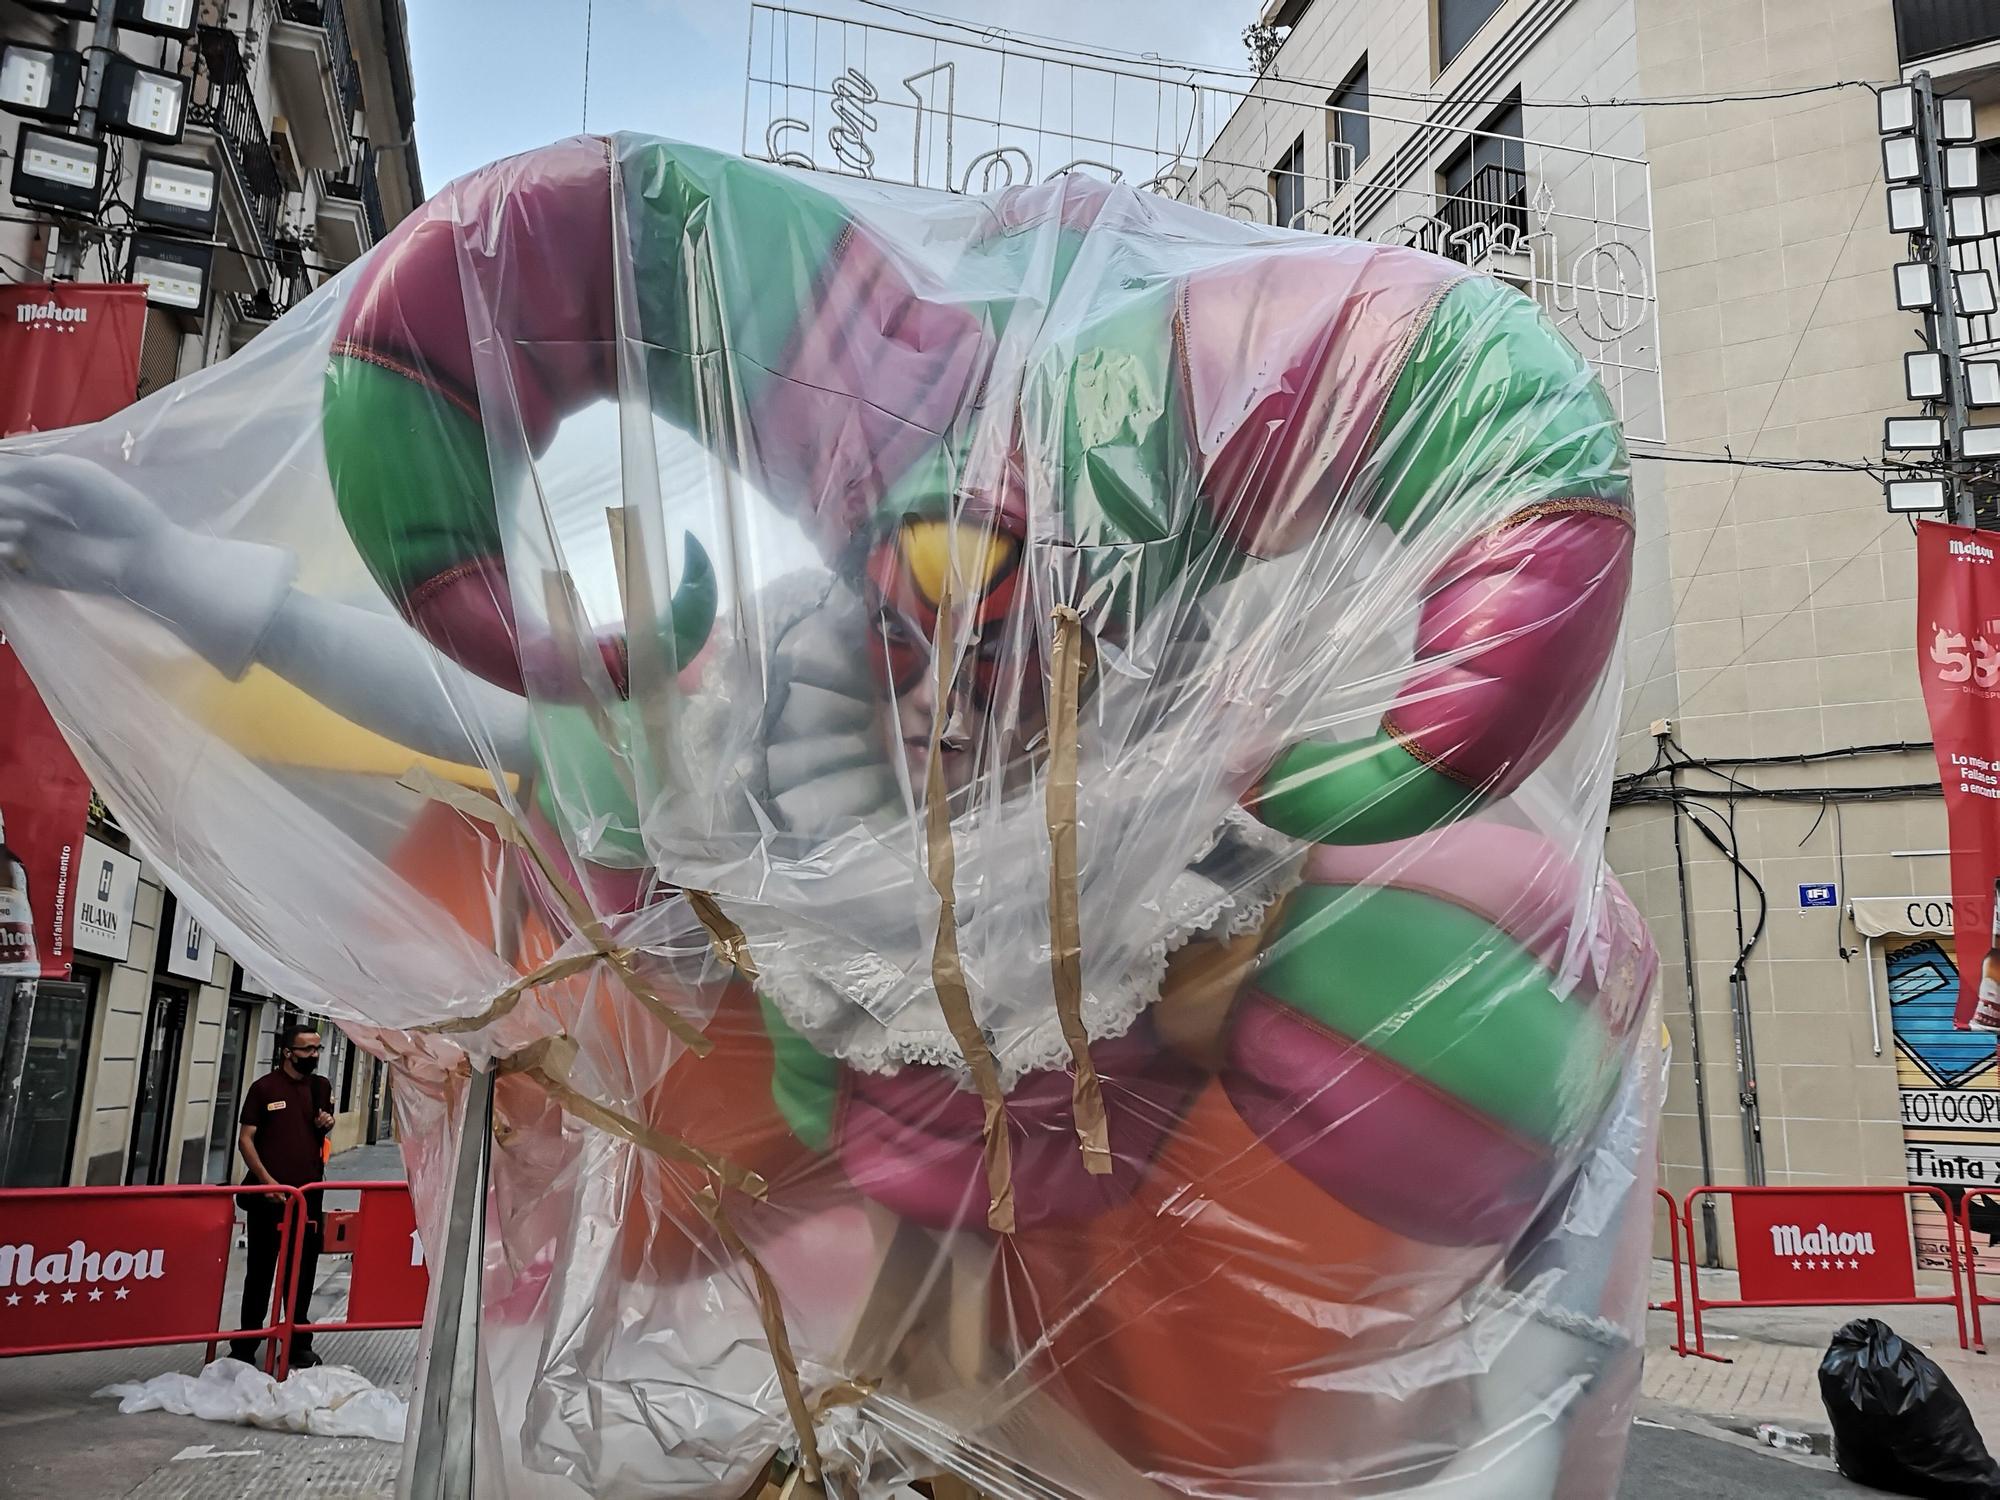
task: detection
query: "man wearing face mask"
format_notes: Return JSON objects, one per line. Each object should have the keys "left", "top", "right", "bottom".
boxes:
{"left": 229, "top": 1022, "right": 335, "bottom": 1368}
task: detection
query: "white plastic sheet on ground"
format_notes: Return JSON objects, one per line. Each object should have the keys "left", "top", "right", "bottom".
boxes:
{"left": 4, "top": 134, "right": 1661, "bottom": 1498}
{"left": 95, "top": 1358, "right": 408, "bottom": 1441}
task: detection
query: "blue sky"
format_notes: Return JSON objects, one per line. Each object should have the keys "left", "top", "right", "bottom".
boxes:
{"left": 406, "top": 0, "right": 1259, "bottom": 189}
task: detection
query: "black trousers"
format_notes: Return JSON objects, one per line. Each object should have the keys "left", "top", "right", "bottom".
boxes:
{"left": 232, "top": 1190, "right": 323, "bottom": 1359}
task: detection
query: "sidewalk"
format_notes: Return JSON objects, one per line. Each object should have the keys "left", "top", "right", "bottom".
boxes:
{"left": 1642, "top": 1257, "right": 2000, "bottom": 1454}
{"left": 0, "top": 1144, "right": 419, "bottom": 1500}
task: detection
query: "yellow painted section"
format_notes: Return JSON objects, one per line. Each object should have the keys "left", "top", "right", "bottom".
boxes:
{"left": 173, "top": 662, "right": 510, "bottom": 791}
{"left": 900, "top": 519, "right": 1016, "bottom": 605}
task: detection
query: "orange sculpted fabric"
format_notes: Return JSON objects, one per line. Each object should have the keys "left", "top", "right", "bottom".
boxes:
{"left": 999, "top": 1078, "right": 1486, "bottom": 1486}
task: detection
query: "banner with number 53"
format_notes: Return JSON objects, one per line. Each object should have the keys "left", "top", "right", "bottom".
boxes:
{"left": 1919, "top": 521, "right": 2000, "bottom": 1028}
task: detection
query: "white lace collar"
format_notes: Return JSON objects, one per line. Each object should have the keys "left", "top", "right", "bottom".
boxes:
{"left": 659, "top": 572, "right": 1305, "bottom": 1088}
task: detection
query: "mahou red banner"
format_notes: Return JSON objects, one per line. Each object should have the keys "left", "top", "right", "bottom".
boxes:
{"left": 0, "top": 634, "right": 90, "bottom": 980}
{"left": 0, "top": 284, "right": 146, "bottom": 979}
{"left": 1732, "top": 1190, "right": 1918, "bottom": 1304}
{"left": 1919, "top": 522, "right": 2000, "bottom": 1028}
{"left": 0, "top": 1190, "right": 240, "bottom": 1354}
{"left": 0, "top": 283, "right": 148, "bottom": 437}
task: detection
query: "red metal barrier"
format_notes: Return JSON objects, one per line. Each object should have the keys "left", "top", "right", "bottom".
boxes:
{"left": 276, "top": 1180, "right": 427, "bottom": 1377}
{"left": 1958, "top": 1190, "right": 2000, "bottom": 1353}
{"left": 0, "top": 1184, "right": 303, "bottom": 1373}
{"left": 1649, "top": 1187, "right": 1729, "bottom": 1362}
{"left": 1682, "top": 1185, "right": 1970, "bottom": 1359}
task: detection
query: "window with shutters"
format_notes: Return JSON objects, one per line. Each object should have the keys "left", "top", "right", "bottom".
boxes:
{"left": 136, "top": 306, "right": 183, "bottom": 400}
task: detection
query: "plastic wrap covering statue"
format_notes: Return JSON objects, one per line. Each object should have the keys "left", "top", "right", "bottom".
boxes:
{"left": 0, "top": 134, "right": 1661, "bottom": 1499}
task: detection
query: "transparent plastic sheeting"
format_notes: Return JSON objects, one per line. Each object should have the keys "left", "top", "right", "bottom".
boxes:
{"left": 0, "top": 136, "right": 1661, "bottom": 1499}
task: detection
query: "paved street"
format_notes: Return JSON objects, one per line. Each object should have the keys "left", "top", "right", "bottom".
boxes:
{"left": 1620, "top": 1415, "right": 1863, "bottom": 1497}
{"left": 5, "top": 1217, "right": 1996, "bottom": 1498}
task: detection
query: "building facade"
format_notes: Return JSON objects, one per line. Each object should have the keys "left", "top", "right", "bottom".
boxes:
{"left": 0, "top": 0, "right": 421, "bottom": 1188}
{"left": 1209, "top": 0, "right": 1998, "bottom": 1266}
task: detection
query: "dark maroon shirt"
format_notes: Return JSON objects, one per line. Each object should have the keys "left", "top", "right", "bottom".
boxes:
{"left": 239, "top": 1068, "right": 334, "bottom": 1188}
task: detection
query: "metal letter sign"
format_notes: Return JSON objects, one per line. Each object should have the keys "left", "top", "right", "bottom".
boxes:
{"left": 741, "top": 3, "right": 1663, "bottom": 443}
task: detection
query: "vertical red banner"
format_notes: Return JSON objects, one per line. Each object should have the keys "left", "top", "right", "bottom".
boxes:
{"left": 0, "top": 284, "right": 148, "bottom": 438}
{"left": 0, "top": 284, "right": 147, "bottom": 978}
{"left": 0, "top": 640, "right": 91, "bottom": 980}
{"left": 1919, "top": 521, "right": 2000, "bottom": 1027}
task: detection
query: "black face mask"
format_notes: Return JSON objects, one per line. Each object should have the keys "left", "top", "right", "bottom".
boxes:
{"left": 291, "top": 1053, "right": 320, "bottom": 1074}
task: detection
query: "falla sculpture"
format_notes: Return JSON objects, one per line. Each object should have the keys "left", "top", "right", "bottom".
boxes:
{"left": 0, "top": 134, "right": 1660, "bottom": 1499}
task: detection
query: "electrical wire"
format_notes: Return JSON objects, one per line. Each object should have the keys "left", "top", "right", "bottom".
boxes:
{"left": 582, "top": 0, "right": 595, "bottom": 134}
{"left": 839, "top": 0, "right": 1884, "bottom": 111}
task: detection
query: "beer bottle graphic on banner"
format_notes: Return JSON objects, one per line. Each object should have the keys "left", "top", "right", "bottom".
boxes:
{"left": 0, "top": 809, "right": 39, "bottom": 978}
{"left": 1976, "top": 877, "right": 2000, "bottom": 1032}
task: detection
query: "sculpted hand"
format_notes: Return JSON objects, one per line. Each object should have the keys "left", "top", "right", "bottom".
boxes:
{"left": 0, "top": 452, "right": 297, "bottom": 679}
{"left": 0, "top": 454, "right": 172, "bottom": 596}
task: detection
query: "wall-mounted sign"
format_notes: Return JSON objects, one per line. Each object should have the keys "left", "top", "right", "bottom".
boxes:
{"left": 1800, "top": 883, "right": 1838, "bottom": 908}
{"left": 71, "top": 836, "right": 140, "bottom": 963}
{"left": 164, "top": 895, "right": 214, "bottom": 983}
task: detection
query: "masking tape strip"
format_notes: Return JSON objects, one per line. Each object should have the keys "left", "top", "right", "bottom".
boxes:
{"left": 697, "top": 1180, "right": 824, "bottom": 1483}
{"left": 685, "top": 888, "right": 761, "bottom": 980}
{"left": 922, "top": 576, "right": 1016, "bottom": 1235}
{"left": 1045, "top": 605, "right": 1110, "bottom": 1176}
{"left": 399, "top": 768, "right": 712, "bottom": 1057}
{"left": 500, "top": 1034, "right": 766, "bottom": 1196}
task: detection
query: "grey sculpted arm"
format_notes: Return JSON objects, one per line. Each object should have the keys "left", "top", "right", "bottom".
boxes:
{"left": 0, "top": 455, "right": 532, "bottom": 772}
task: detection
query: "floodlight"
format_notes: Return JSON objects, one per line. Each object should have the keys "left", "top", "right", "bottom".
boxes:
{"left": 114, "top": 0, "right": 196, "bottom": 35}
{"left": 1907, "top": 350, "right": 1947, "bottom": 400}
{"left": 1889, "top": 185, "right": 1926, "bottom": 234}
{"left": 1897, "top": 261, "right": 1936, "bottom": 310}
{"left": 1884, "top": 134, "right": 1923, "bottom": 183}
{"left": 1963, "top": 425, "right": 2000, "bottom": 460}
{"left": 1960, "top": 270, "right": 1998, "bottom": 316}
{"left": 1886, "top": 477, "right": 1949, "bottom": 513}
{"left": 99, "top": 53, "right": 185, "bottom": 143}
{"left": 130, "top": 233, "right": 210, "bottom": 312}
{"left": 1949, "top": 145, "right": 1981, "bottom": 192}
{"left": 1943, "top": 96, "right": 1977, "bottom": 143}
{"left": 0, "top": 42, "right": 83, "bottom": 124}
{"left": 1879, "top": 85, "right": 1916, "bottom": 136}
{"left": 8, "top": 126, "right": 104, "bottom": 214}
{"left": 1952, "top": 194, "right": 1991, "bottom": 240}
{"left": 134, "top": 148, "right": 217, "bottom": 234}
{"left": 1886, "top": 416, "right": 1945, "bottom": 451}
{"left": 1969, "top": 360, "right": 2000, "bottom": 407}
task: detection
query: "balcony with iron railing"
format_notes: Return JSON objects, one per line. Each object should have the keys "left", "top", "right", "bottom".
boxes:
{"left": 317, "top": 142, "right": 386, "bottom": 263}
{"left": 270, "top": 0, "right": 363, "bottom": 171}
{"left": 1435, "top": 163, "right": 1530, "bottom": 267}
{"left": 184, "top": 25, "right": 284, "bottom": 290}
{"left": 1895, "top": 1, "right": 2000, "bottom": 65}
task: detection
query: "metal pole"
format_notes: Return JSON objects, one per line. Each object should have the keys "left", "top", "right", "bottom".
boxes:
{"left": 1916, "top": 70, "right": 1977, "bottom": 529}
{"left": 51, "top": 6, "right": 121, "bottom": 281}
{"left": 401, "top": 1061, "right": 495, "bottom": 1500}
{"left": 1728, "top": 966, "right": 1767, "bottom": 1186}
{"left": 1667, "top": 746, "right": 1721, "bottom": 1267}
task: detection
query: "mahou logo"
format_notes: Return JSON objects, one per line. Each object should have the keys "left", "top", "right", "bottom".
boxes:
{"left": 1953, "top": 537, "right": 1996, "bottom": 563}
{"left": 0, "top": 1238, "right": 165, "bottom": 1291}
{"left": 1770, "top": 1222, "right": 1876, "bottom": 1265}
{"left": 15, "top": 301, "right": 88, "bottom": 332}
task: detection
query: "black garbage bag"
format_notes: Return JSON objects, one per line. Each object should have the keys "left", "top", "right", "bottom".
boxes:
{"left": 1819, "top": 1317, "right": 2000, "bottom": 1497}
